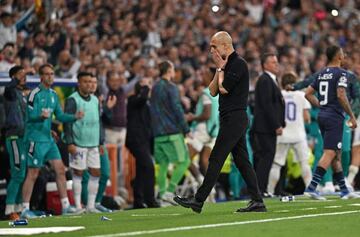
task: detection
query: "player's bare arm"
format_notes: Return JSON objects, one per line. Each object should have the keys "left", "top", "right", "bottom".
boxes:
{"left": 337, "top": 87, "right": 357, "bottom": 129}
{"left": 303, "top": 109, "right": 311, "bottom": 124}
{"left": 209, "top": 71, "right": 220, "bottom": 96}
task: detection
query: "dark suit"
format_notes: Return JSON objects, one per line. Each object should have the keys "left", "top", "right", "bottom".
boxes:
{"left": 126, "top": 86, "right": 156, "bottom": 207}
{"left": 251, "top": 72, "right": 285, "bottom": 194}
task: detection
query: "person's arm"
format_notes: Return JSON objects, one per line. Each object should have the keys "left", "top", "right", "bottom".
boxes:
{"left": 99, "top": 102, "right": 105, "bottom": 146}
{"left": 303, "top": 109, "right": 311, "bottom": 124}
{"left": 4, "top": 79, "right": 18, "bottom": 101}
{"left": 53, "top": 94, "right": 77, "bottom": 123}
{"left": 218, "top": 71, "right": 228, "bottom": 94}
{"left": 15, "top": 5, "right": 34, "bottom": 31}
{"left": 348, "top": 72, "right": 360, "bottom": 117}
{"left": 63, "top": 97, "right": 77, "bottom": 145}
{"left": 305, "top": 86, "right": 320, "bottom": 108}
{"left": 209, "top": 72, "right": 219, "bottom": 97}
{"left": 27, "top": 89, "right": 44, "bottom": 122}
{"left": 293, "top": 72, "right": 319, "bottom": 91}
{"left": 169, "top": 85, "right": 189, "bottom": 134}
{"left": 128, "top": 86, "right": 150, "bottom": 108}
{"left": 122, "top": 77, "right": 141, "bottom": 95}
{"left": 337, "top": 87, "right": 357, "bottom": 128}
{"left": 193, "top": 104, "right": 211, "bottom": 122}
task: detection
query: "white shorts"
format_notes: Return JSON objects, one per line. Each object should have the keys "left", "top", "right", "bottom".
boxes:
{"left": 69, "top": 146, "right": 100, "bottom": 170}
{"left": 352, "top": 116, "right": 360, "bottom": 146}
{"left": 105, "top": 128, "right": 126, "bottom": 146}
{"left": 187, "top": 124, "right": 216, "bottom": 153}
{"left": 273, "top": 140, "right": 309, "bottom": 166}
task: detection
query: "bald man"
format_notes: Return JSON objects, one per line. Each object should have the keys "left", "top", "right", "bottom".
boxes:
{"left": 174, "top": 31, "right": 266, "bottom": 213}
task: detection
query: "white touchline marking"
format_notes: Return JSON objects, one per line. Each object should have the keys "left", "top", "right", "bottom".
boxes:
{"left": 300, "top": 208, "right": 317, "bottom": 210}
{"left": 348, "top": 203, "right": 360, "bottom": 206}
{"left": 89, "top": 210, "right": 360, "bottom": 237}
{"left": 324, "top": 206, "right": 341, "bottom": 209}
{"left": 131, "top": 214, "right": 181, "bottom": 217}
{"left": 275, "top": 210, "right": 290, "bottom": 213}
{"left": 295, "top": 200, "right": 334, "bottom": 203}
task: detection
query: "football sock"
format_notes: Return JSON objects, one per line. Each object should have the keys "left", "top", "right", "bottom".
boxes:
{"left": 307, "top": 166, "right": 326, "bottom": 191}
{"left": 347, "top": 165, "right": 359, "bottom": 185}
{"left": 333, "top": 171, "right": 349, "bottom": 193}
{"left": 73, "top": 175, "right": 83, "bottom": 209}
{"left": 87, "top": 175, "right": 99, "bottom": 210}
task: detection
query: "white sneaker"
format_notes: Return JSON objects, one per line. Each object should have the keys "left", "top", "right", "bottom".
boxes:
{"left": 161, "top": 192, "right": 178, "bottom": 206}
{"left": 345, "top": 179, "right": 354, "bottom": 192}
{"left": 341, "top": 192, "right": 360, "bottom": 200}
{"left": 304, "top": 189, "right": 327, "bottom": 201}
{"left": 15, "top": 204, "right": 23, "bottom": 213}
{"left": 62, "top": 206, "right": 85, "bottom": 215}
{"left": 95, "top": 204, "right": 112, "bottom": 213}
{"left": 322, "top": 182, "right": 335, "bottom": 194}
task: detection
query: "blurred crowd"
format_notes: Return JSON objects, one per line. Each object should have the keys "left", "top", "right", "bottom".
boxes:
{"left": 1, "top": 0, "right": 360, "bottom": 214}
{"left": 0, "top": 0, "right": 359, "bottom": 95}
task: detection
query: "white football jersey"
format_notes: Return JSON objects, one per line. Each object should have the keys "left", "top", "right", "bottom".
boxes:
{"left": 277, "top": 90, "right": 311, "bottom": 143}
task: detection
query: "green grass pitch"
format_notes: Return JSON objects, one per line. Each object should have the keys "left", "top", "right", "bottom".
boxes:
{"left": 1, "top": 196, "right": 359, "bottom": 237}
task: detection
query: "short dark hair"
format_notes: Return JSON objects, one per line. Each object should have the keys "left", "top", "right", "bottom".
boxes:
{"left": 2, "top": 42, "right": 15, "bottom": 51}
{"left": 158, "top": 60, "right": 173, "bottom": 77}
{"left": 39, "top": 63, "right": 54, "bottom": 75}
{"left": 9, "top": 65, "right": 24, "bottom": 78}
{"left": 326, "top": 45, "right": 341, "bottom": 62}
{"left": 77, "top": 71, "right": 93, "bottom": 81}
{"left": 281, "top": 72, "right": 297, "bottom": 88}
{"left": 261, "top": 53, "right": 277, "bottom": 68}
{"left": 0, "top": 12, "right": 12, "bottom": 19}
{"left": 130, "top": 56, "right": 142, "bottom": 68}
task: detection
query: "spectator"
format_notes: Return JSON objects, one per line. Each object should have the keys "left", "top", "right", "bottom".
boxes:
{"left": 126, "top": 78, "right": 159, "bottom": 209}
{"left": 0, "top": 12, "right": 16, "bottom": 49}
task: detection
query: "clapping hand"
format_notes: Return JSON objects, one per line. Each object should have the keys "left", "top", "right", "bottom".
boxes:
{"left": 106, "top": 95, "right": 117, "bottom": 109}
{"left": 41, "top": 108, "right": 50, "bottom": 119}
{"left": 75, "top": 110, "right": 84, "bottom": 119}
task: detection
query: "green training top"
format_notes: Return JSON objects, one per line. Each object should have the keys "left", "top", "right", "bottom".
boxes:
{"left": 24, "top": 83, "right": 76, "bottom": 142}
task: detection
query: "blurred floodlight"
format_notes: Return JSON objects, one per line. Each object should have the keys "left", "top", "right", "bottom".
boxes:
{"left": 331, "top": 9, "right": 339, "bottom": 17}
{"left": 212, "top": 5, "right": 220, "bottom": 13}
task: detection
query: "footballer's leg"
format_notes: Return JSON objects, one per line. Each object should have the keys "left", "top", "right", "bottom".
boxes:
{"left": 267, "top": 143, "right": 288, "bottom": 195}
{"left": 86, "top": 147, "right": 101, "bottom": 213}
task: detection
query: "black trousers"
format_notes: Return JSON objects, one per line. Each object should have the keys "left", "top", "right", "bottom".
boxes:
{"left": 251, "top": 132, "right": 277, "bottom": 193}
{"left": 126, "top": 141, "right": 156, "bottom": 206}
{"left": 195, "top": 110, "right": 262, "bottom": 202}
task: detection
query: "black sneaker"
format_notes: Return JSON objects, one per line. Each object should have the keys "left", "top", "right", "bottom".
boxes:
{"left": 173, "top": 196, "right": 204, "bottom": 213}
{"left": 146, "top": 201, "right": 161, "bottom": 208}
{"left": 235, "top": 200, "right": 267, "bottom": 213}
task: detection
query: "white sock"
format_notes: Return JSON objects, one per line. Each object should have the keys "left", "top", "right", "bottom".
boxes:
{"left": 87, "top": 175, "right": 99, "bottom": 210}
{"left": 267, "top": 164, "right": 281, "bottom": 194}
{"left": 23, "top": 202, "right": 30, "bottom": 210}
{"left": 300, "top": 161, "right": 312, "bottom": 187}
{"left": 348, "top": 165, "right": 359, "bottom": 185}
{"left": 5, "top": 204, "right": 15, "bottom": 215}
{"left": 15, "top": 204, "right": 23, "bottom": 213}
{"left": 61, "top": 197, "right": 70, "bottom": 210}
{"left": 73, "top": 175, "right": 83, "bottom": 209}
